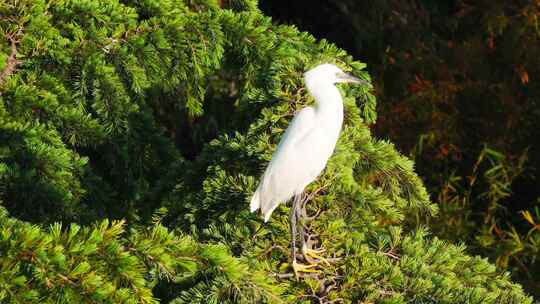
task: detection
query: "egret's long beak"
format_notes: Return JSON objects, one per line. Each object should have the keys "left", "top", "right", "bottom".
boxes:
{"left": 336, "top": 72, "right": 368, "bottom": 85}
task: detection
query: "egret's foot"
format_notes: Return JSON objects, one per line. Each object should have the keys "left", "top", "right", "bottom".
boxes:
{"left": 292, "top": 260, "right": 319, "bottom": 278}
{"left": 302, "top": 245, "right": 330, "bottom": 266}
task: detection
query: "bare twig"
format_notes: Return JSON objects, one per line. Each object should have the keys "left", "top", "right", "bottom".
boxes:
{"left": 269, "top": 272, "right": 295, "bottom": 279}
{"left": 381, "top": 250, "right": 401, "bottom": 260}
{"left": 0, "top": 32, "right": 21, "bottom": 86}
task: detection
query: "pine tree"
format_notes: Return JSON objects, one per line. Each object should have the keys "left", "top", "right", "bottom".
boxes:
{"left": 0, "top": 0, "right": 534, "bottom": 303}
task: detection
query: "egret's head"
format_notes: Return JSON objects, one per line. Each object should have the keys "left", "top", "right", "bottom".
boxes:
{"left": 304, "top": 63, "right": 366, "bottom": 87}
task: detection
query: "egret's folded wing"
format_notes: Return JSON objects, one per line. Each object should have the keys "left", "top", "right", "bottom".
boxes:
{"left": 274, "top": 106, "right": 317, "bottom": 152}
{"left": 256, "top": 106, "right": 317, "bottom": 220}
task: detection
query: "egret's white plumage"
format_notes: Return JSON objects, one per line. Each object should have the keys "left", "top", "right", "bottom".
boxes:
{"left": 250, "top": 63, "right": 363, "bottom": 221}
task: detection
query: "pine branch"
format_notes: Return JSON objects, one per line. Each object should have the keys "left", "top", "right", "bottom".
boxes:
{"left": 0, "top": 28, "right": 22, "bottom": 87}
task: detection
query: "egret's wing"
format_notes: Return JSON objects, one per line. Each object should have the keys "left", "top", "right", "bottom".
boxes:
{"left": 274, "top": 107, "right": 317, "bottom": 152}
{"left": 251, "top": 106, "right": 317, "bottom": 221}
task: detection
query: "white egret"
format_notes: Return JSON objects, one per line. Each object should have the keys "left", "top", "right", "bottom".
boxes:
{"left": 250, "top": 63, "right": 366, "bottom": 275}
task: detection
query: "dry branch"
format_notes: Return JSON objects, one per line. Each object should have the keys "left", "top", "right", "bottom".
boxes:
{"left": 0, "top": 33, "right": 21, "bottom": 87}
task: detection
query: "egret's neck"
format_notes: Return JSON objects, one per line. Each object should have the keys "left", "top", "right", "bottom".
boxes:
{"left": 305, "top": 81, "right": 344, "bottom": 136}
{"left": 306, "top": 82, "right": 343, "bottom": 113}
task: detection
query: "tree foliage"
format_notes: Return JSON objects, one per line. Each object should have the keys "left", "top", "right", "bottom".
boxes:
{"left": 0, "top": 0, "right": 534, "bottom": 302}
{"left": 260, "top": 0, "right": 540, "bottom": 297}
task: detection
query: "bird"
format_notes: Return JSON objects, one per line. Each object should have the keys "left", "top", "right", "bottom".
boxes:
{"left": 250, "top": 63, "right": 366, "bottom": 275}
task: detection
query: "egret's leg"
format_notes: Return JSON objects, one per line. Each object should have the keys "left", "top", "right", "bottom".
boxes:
{"left": 298, "top": 194, "right": 330, "bottom": 266}
{"left": 290, "top": 194, "right": 298, "bottom": 264}
{"left": 291, "top": 193, "right": 317, "bottom": 277}
{"left": 298, "top": 200, "right": 308, "bottom": 253}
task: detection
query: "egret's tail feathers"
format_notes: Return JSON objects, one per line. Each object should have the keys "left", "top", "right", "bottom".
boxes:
{"left": 263, "top": 208, "right": 273, "bottom": 223}
{"left": 250, "top": 189, "right": 260, "bottom": 212}
{"left": 251, "top": 183, "right": 282, "bottom": 222}
{"left": 262, "top": 202, "right": 280, "bottom": 223}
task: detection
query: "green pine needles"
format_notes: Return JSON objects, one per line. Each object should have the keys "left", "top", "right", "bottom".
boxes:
{"left": 0, "top": 0, "right": 534, "bottom": 303}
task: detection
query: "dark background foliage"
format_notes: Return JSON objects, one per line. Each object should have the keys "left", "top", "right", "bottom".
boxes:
{"left": 260, "top": 0, "right": 540, "bottom": 297}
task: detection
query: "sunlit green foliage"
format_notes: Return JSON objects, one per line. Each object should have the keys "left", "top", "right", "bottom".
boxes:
{"left": 0, "top": 0, "right": 534, "bottom": 302}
